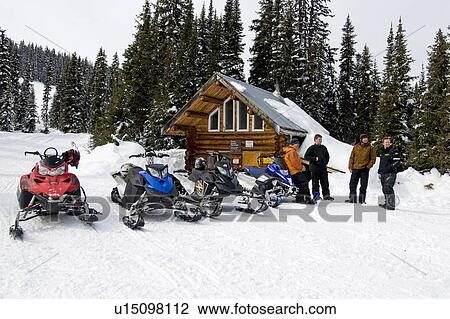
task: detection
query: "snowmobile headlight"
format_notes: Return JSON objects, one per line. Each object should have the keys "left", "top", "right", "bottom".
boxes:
{"left": 38, "top": 163, "right": 66, "bottom": 176}
{"left": 38, "top": 163, "right": 50, "bottom": 176}
{"left": 148, "top": 167, "right": 160, "bottom": 179}
{"left": 161, "top": 167, "right": 169, "bottom": 180}
{"left": 217, "top": 166, "right": 230, "bottom": 177}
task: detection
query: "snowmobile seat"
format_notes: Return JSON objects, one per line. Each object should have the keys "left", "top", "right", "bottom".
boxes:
{"left": 244, "top": 166, "right": 265, "bottom": 178}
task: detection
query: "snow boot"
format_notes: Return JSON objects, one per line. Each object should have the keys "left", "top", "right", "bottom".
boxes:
{"left": 323, "top": 195, "right": 334, "bottom": 201}
{"left": 312, "top": 192, "right": 321, "bottom": 201}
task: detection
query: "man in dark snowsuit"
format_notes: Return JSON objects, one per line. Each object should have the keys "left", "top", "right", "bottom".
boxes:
{"left": 378, "top": 137, "right": 401, "bottom": 210}
{"left": 304, "top": 134, "right": 334, "bottom": 201}
{"left": 347, "top": 134, "right": 376, "bottom": 204}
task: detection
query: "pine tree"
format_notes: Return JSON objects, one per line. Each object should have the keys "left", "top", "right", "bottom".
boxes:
{"left": 322, "top": 46, "right": 339, "bottom": 136}
{"left": 172, "top": 0, "right": 200, "bottom": 109}
{"left": 337, "top": 15, "right": 357, "bottom": 143}
{"left": 9, "top": 44, "right": 20, "bottom": 128}
{"left": 58, "top": 53, "right": 85, "bottom": 133}
{"left": 120, "top": 0, "right": 155, "bottom": 141}
{"left": 41, "top": 56, "right": 53, "bottom": 133}
{"left": 270, "top": 0, "right": 284, "bottom": 86}
{"left": 249, "top": 0, "right": 274, "bottom": 90}
{"left": 374, "top": 20, "right": 413, "bottom": 154}
{"left": 292, "top": 0, "right": 334, "bottom": 128}
{"left": 0, "top": 29, "right": 14, "bottom": 132}
{"left": 92, "top": 53, "right": 126, "bottom": 146}
{"left": 90, "top": 48, "right": 109, "bottom": 132}
{"left": 220, "top": 0, "right": 245, "bottom": 80}
{"left": 207, "top": 7, "right": 222, "bottom": 76}
{"left": 23, "top": 87, "right": 37, "bottom": 133}
{"left": 354, "top": 45, "right": 377, "bottom": 136}
{"left": 197, "top": 3, "right": 210, "bottom": 84}
{"left": 409, "top": 30, "right": 450, "bottom": 173}
{"left": 17, "top": 62, "right": 34, "bottom": 131}
{"left": 278, "top": 0, "right": 298, "bottom": 98}
{"left": 393, "top": 19, "right": 414, "bottom": 144}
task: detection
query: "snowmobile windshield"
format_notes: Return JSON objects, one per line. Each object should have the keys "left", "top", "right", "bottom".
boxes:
{"left": 216, "top": 161, "right": 232, "bottom": 177}
{"left": 146, "top": 164, "right": 169, "bottom": 180}
{"left": 42, "top": 155, "right": 65, "bottom": 168}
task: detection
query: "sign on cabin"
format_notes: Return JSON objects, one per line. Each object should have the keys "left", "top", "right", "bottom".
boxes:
{"left": 230, "top": 140, "right": 241, "bottom": 153}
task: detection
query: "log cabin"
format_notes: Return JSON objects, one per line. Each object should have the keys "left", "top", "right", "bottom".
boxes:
{"left": 162, "top": 73, "right": 342, "bottom": 172}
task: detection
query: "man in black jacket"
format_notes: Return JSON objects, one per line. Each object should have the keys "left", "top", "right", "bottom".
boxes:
{"left": 378, "top": 137, "right": 401, "bottom": 210}
{"left": 304, "top": 134, "right": 334, "bottom": 201}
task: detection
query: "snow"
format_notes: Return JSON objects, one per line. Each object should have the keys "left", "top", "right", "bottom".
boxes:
{"left": 1, "top": 131, "right": 450, "bottom": 298}
{"left": 265, "top": 97, "right": 352, "bottom": 171}
{"left": 230, "top": 81, "right": 247, "bottom": 93}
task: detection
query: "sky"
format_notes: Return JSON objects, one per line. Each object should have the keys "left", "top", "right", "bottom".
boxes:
{"left": 0, "top": 0, "right": 448, "bottom": 79}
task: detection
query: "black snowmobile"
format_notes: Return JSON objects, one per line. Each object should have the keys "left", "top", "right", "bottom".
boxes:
{"left": 111, "top": 150, "right": 202, "bottom": 229}
{"left": 174, "top": 152, "right": 269, "bottom": 217}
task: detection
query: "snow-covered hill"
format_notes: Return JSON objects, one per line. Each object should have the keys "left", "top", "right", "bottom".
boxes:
{"left": 0, "top": 131, "right": 449, "bottom": 298}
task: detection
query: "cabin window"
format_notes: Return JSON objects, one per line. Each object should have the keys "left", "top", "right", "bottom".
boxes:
{"left": 237, "top": 101, "right": 249, "bottom": 131}
{"left": 223, "top": 98, "right": 235, "bottom": 131}
{"left": 208, "top": 108, "right": 220, "bottom": 132}
{"left": 253, "top": 114, "right": 264, "bottom": 131}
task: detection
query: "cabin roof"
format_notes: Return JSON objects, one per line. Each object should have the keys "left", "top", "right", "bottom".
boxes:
{"left": 162, "top": 73, "right": 315, "bottom": 136}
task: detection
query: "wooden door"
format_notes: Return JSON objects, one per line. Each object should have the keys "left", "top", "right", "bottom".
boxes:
{"left": 242, "top": 152, "right": 260, "bottom": 167}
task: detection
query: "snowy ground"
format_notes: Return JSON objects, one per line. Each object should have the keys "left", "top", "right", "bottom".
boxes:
{"left": 1, "top": 131, "right": 450, "bottom": 298}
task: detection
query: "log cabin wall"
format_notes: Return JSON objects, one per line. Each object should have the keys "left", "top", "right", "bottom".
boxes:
{"left": 166, "top": 79, "right": 290, "bottom": 170}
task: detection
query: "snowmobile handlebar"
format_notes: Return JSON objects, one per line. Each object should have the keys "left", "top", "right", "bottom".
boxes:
{"left": 129, "top": 152, "right": 170, "bottom": 159}
{"left": 24, "top": 151, "right": 44, "bottom": 159}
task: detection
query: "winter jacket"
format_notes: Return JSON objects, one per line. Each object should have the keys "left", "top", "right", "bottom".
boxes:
{"left": 283, "top": 146, "right": 304, "bottom": 176}
{"left": 348, "top": 143, "right": 376, "bottom": 171}
{"left": 304, "top": 144, "right": 330, "bottom": 171}
{"left": 378, "top": 146, "right": 401, "bottom": 174}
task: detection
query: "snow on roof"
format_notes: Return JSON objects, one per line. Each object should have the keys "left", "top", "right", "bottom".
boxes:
{"left": 221, "top": 74, "right": 329, "bottom": 136}
{"left": 230, "top": 81, "right": 246, "bottom": 93}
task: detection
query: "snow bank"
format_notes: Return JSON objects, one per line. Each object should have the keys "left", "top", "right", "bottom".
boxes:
{"left": 264, "top": 97, "right": 352, "bottom": 172}
{"left": 77, "top": 141, "right": 186, "bottom": 177}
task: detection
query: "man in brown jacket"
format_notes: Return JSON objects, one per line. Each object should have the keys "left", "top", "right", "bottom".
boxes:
{"left": 283, "top": 139, "right": 315, "bottom": 204}
{"left": 346, "top": 134, "right": 376, "bottom": 204}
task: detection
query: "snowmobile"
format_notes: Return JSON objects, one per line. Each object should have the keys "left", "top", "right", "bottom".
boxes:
{"left": 173, "top": 152, "right": 269, "bottom": 217}
{"left": 238, "top": 154, "right": 298, "bottom": 208}
{"left": 111, "top": 151, "right": 202, "bottom": 229}
{"left": 9, "top": 147, "right": 100, "bottom": 239}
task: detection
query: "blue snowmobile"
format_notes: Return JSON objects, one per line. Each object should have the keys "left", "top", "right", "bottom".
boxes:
{"left": 111, "top": 150, "right": 201, "bottom": 229}
{"left": 239, "top": 154, "right": 298, "bottom": 208}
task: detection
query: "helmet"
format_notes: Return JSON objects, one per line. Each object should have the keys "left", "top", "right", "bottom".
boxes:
{"left": 63, "top": 149, "right": 81, "bottom": 168}
{"left": 194, "top": 157, "right": 206, "bottom": 170}
{"left": 120, "top": 163, "right": 134, "bottom": 177}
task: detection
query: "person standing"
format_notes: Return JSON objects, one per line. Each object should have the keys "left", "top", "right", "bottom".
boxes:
{"left": 304, "top": 134, "right": 334, "bottom": 201}
{"left": 378, "top": 137, "right": 401, "bottom": 210}
{"left": 283, "top": 139, "right": 315, "bottom": 205}
{"left": 347, "top": 134, "right": 376, "bottom": 204}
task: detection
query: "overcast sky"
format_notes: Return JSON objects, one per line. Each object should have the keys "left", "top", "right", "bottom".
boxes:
{"left": 0, "top": 0, "right": 448, "bottom": 79}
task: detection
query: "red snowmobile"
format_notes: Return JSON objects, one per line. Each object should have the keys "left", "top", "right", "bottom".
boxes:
{"left": 9, "top": 147, "right": 100, "bottom": 239}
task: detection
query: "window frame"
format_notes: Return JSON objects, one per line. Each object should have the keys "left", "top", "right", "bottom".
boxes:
{"left": 223, "top": 97, "right": 236, "bottom": 132}
{"left": 236, "top": 100, "right": 250, "bottom": 132}
{"left": 252, "top": 114, "right": 265, "bottom": 132}
{"left": 208, "top": 107, "right": 220, "bottom": 132}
